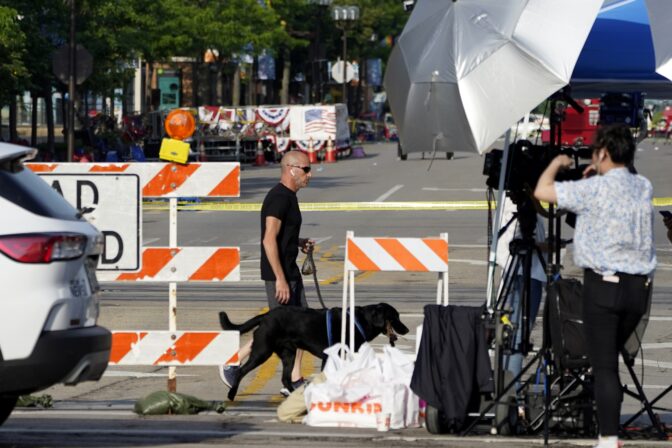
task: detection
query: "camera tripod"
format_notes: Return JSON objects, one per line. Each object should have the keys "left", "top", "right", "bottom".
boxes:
{"left": 463, "top": 222, "right": 549, "bottom": 436}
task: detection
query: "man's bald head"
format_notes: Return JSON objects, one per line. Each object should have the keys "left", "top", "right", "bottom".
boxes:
{"left": 282, "top": 150, "right": 309, "bottom": 169}
{"left": 280, "top": 150, "right": 312, "bottom": 191}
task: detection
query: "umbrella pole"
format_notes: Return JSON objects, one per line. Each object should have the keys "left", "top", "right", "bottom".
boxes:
{"left": 485, "top": 129, "right": 512, "bottom": 312}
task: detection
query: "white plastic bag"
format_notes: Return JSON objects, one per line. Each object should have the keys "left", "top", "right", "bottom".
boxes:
{"left": 304, "top": 343, "right": 383, "bottom": 428}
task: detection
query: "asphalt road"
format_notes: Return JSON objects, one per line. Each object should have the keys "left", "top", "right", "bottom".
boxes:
{"left": 2, "top": 140, "right": 671, "bottom": 447}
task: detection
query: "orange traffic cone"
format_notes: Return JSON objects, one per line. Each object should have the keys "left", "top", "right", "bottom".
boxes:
{"left": 253, "top": 140, "right": 266, "bottom": 166}
{"left": 307, "top": 138, "right": 318, "bottom": 164}
{"left": 324, "top": 137, "right": 337, "bottom": 163}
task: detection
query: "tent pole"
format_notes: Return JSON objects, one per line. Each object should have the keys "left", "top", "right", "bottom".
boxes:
{"left": 485, "top": 129, "right": 511, "bottom": 312}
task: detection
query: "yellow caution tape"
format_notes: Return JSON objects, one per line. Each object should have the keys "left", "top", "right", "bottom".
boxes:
{"left": 142, "top": 198, "right": 672, "bottom": 212}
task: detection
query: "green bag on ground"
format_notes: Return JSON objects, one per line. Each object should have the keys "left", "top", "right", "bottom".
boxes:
{"left": 16, "top": 394, "right": 53, "bottom": 408}
{"left": 133, "top": 391, "right": 226, "bottom": 416}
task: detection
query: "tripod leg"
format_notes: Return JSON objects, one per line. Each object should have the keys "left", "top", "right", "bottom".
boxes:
{"left": 621, "top": 352, "right": 667, "bottom": 438}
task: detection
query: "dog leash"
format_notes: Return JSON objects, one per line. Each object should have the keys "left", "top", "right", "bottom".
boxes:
{"left": 302, "top": 245, "right": 328, "bottom": 309}
{"left": 326, "top": 308, "right": 367, "bottom": 346}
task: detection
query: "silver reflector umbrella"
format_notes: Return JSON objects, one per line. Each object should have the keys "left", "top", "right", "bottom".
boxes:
{"left": 384, "top": 0, "right": 602, "bottom": 155}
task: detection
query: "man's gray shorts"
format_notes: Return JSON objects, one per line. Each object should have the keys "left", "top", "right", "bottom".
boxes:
{"left": 265, "top": 278, "right": 308, "bottom": 309}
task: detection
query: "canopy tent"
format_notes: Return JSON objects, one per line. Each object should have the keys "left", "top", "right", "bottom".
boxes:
{"left": 571, "top": 0, "right": 672, "bottom": 98}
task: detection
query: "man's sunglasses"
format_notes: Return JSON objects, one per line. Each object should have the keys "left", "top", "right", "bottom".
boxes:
{"left": 287, "top": 164, "right": 311, "bottom": 174}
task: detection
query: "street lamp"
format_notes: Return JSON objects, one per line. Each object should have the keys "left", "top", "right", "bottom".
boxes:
{"left": 332, "top": 5, "right": 359, "bottom": 108}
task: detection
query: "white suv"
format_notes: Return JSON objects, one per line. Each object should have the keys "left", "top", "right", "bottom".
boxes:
{"left": 0, "top": 143, "right": 111, "bottom": 425}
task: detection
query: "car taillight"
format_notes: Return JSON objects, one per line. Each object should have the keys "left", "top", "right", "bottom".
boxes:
{"left": 0, "top": 233, "right": 87, "bottom": 263}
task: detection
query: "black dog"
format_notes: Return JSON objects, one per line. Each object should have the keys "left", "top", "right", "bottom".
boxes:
{"left": 219, "top": 302, "right": 409, "bottom": 401}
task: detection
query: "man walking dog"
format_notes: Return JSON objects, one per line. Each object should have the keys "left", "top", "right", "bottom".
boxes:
{"left": 220, "top": 150, "right": 315, "bottom": 396}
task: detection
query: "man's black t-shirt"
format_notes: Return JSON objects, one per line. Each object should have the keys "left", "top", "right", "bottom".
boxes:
{"left": 260, "top": 183, "right": 302, "bottom": 281}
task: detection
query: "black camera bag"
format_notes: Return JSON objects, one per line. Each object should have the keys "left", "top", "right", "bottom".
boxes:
{"left": 544, "top": 279, "right": 590, "bottom": 370}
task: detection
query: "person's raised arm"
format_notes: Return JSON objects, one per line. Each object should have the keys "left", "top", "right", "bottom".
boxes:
{"left": 263, "top": 216, "right": 290, "bottom": 304}
{"left": 534, "top": 155, "right": 573, "bottom": 204}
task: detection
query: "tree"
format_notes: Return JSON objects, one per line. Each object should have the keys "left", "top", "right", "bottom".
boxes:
{"left": 0, "top": 6, "right": 28, "bottom": 106}
{"left": 0, "top": 6, "right": 28, "bottom": 142}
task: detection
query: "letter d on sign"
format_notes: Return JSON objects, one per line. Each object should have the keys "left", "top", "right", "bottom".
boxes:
{"left": 102, "top": 231, "right": 124, "bottom": 264}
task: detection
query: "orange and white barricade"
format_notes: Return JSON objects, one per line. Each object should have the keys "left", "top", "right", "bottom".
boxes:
{"left": 27, "top": 162, "right": 240, "bottom": 198}
{"left": 97, "top": 247, "right": 240, "bottom": 282}
{"left": 341, "top": 231, "right": 449, "bottom": 352}
{"left": 28, "top": 162, "right": 241, "bottom": 390}
{"left": 110, "top": 331, "right": 239, "bottom": 367}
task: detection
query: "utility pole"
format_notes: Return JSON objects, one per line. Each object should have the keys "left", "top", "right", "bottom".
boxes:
{"left": 67, "top": 0, "right": 76, "bottom": 162}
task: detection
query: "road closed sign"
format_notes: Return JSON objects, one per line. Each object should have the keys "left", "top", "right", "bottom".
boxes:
{"left": 40, "top": 173, "right": 141, "bottom": 271}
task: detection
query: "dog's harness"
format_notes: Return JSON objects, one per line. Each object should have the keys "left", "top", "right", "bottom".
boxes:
{"left": 326, "top": 309, "right": 366, "bottom": 347}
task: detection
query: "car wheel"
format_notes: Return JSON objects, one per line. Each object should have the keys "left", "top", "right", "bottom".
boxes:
{"left": 0, "top": 395, "right": 18, "bottom": 426}
{"left": 446, "top": 152, "right": 454, "bottom": 160}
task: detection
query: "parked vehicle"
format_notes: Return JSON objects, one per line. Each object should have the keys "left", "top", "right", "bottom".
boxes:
{"left": 0, "top": 143, "right": 111, "bottom": 425}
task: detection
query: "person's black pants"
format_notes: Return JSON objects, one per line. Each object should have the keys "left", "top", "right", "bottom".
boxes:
{"left": 583, "top": 269, "right": 651, "bottom": 436}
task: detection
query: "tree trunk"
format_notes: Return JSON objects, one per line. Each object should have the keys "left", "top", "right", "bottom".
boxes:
{"left": 31, "top": 92, "right": 38, "bottom": 147}
{"left": 216, "top": 63, "right": 223, "bottom": 104}
{"left": 9, "top": 94, "right": 18, "bottom": 142}
{"left": 60, "top": 89, "right": 67, "bottom": 138}
{"left": 281, "top": 49, "right": 290, "bottom": 105}
{"left": 110, "top": 89, "right": 115, "bottom": 119}
{"left": 192, "top": 60, "right": 199, "bottom": 107}
{"left": 145, "top": 61, "right": 153, "bottom": 111}
{"left": 44, "top": 85, "right": 55, "bottom": 154}
{"left": 232, "top": 64, "right": 240, "bottom": 106}
{"left": 248, "top": 63, "right": 255, "bottom": 106}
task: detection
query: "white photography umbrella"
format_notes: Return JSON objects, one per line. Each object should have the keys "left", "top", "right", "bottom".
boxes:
{"left": 384, "top": 0, "right": 602, "bottom": 156}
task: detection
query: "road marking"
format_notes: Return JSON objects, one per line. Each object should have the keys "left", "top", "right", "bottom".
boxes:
{"left": 142, "top": 237, "right": 161, "bottom": 245}
{"left": 375, "top": 184, "right": 404, "bottom": 202}
{"left": 450, "top": 258, "right": 488, "bottom": 266}
{"left": 650, "top": 316, "right": 672, "bottom": 321}
{"left": 634, "top": 358, "right": 672, "bottom": 369}
{"left": 641, "top": 342, "right": 672, "bottom": 349}
{"left": 143, "top": 198, "right": 672, "bottom": 211}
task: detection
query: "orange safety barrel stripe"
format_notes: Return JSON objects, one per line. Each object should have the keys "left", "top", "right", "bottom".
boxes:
{"left": 423, "top": 239, "right": 449, "bottom": 263}
{"left": 110, "top": 332, "right": 147, "bottom": 363}
{"left": 208, "top": 165, "right": 240, "bottom": 197}
{"left": 26, "top": 164, "right": 57, "bottom": 172}
{"left": 90, "top": 164, "right": 130, "bottom": 172}
{"left": 375, "top": 238, "right": 427, "bottom": 271}
{"left": 189, "top": 248, "right": 239, "bottom": 281}
{"left": 154, "top": 332, "right": 219, "bottom": 364}
{"left": 117, "top": 248, "right": 178, "bottom": 280}
{"left": 142, "top": 163, "right": 200, "bottom": 197}
{"left": 347, "top": 239, "right": 380, "bottom": 271}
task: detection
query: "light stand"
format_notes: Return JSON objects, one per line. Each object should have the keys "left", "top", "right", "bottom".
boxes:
{"left": 332, "top": 6, "right": 359, "bottom": 108}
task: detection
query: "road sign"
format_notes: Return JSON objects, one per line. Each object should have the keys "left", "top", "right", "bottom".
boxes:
{"left": 39, "top": 173, "right": 141, "bottom": 271}
{"left": 331, "top": 61, "right": 355, "bottom": 83}
{"left": 52, "top": 44, "right": 93, "bottom": 85}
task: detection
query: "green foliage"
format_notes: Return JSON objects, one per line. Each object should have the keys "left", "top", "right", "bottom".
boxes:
{"left": 0, "top": 5, "right": 28, "bottom": 101}
{"left": 0, "top": 0, "right": 412, "bottom": 104}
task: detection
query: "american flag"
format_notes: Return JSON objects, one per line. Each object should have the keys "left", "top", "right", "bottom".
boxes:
{"left": 304, "top": 108, "right": 336, "bottom": 134}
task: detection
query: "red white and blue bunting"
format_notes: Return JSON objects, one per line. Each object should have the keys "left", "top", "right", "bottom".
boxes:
{"left": 294, "top": 139, "right": 325, "bottom": 152}
{"left": 257, "top": 107, "right": 290, "bottom": 126}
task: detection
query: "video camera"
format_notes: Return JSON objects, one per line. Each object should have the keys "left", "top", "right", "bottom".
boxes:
{"left": 483, "top": 140, "right": 592, "bottom": 193}
{"left": 401, "top": 0, "right": 416, "bottom": 12}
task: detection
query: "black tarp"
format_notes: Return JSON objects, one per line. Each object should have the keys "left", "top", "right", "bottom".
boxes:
{"left": 410, "top": 305, "right": 493, "bottom": 428}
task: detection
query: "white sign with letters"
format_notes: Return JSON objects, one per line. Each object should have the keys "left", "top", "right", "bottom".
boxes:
{"left": 40, "top": 173, "right": 141, "bottom": 271}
